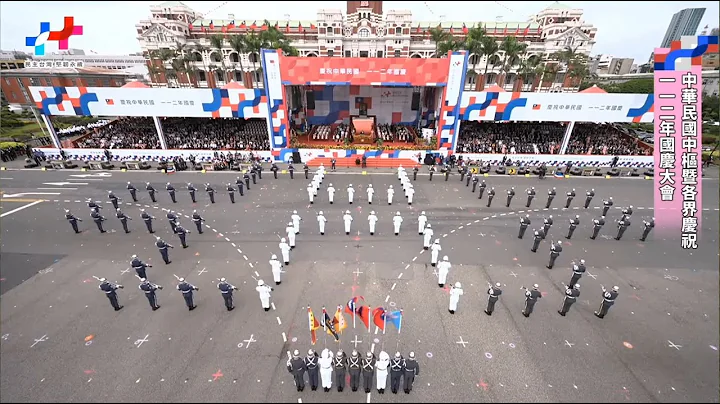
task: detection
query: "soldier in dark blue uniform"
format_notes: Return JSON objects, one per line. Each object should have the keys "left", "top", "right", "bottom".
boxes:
{"left": 65, "top": 209, "right": 82, "bottom": 233}
{"left": 87, "top": 198, "right": 102, "bottom": 211}
{"left": 155, "top": 236, "right": 173, "bottom": 264}
{"left": 166, "top": 182, "right": 177, "bottom": 203}
{"left": 187, "top": 182, "right": 197, "bottom": 203}
{"left": 140, "top": 209, "right": 155, "bottom": 233}
{"left": 526, "top": 187, "right": 536, "bottom": 207}
{"left": 428, "top": 166, "right": 435, "bottom": 181}
{"left": 620, "top": 206, "right": 633, "bottom": 222}
{"left": 547, "top": 240, "right": 563, "bottom": 269}
{"left": 595, "top": 285, "right": 619, "bottom": 319}
{"left": 191, "top": 210, "right": 204, "bottom": 234}
{"left": 271, "top": 163, "right": 279, "bottom": 179}
{"left": 542, "top": 215, "right": 553, "bottom": 239}
{"left": 108, "top": 190, "right": 120, "bottom": 210}
{"left": 167, "top": 211, "right": 178, "bottom": 233}
{"left": 486, "top": 187, "right": 495, "bottom": 207}
{"left": 98, "top": 278, "right": 123, "bottom": 311}
{"left": 615, "top": 218, "right": 631, "bottom": 240}
{"left": 462, "top": 168, "right": 469, "bottom": 184}
{"left": 640, "top": 217, "right": 655, "bottom": 241}
{"left": 584, "top": 188, "right": 595, "bottom": 209}
{"left": 558, "top": 283, "right": 580, "bottom": 316}
{"left": 176, "top": 277, "right": 199, "bottom": 310}
{"left": 518, "top": 214, "right": 531, "bottom": 239}
{"left": 131, "top": 254, "right": 152, "bottom": 279}
{"left": 244, "top": 172, "right": 251, "bottom": 190}
{"left": 226, "top": 183, "right": 236, "bottom": 203}
{"left": 602, "top": 197, "right": 614, "bottom": 216}
{"left": 116, "top": 208, "right": 131, "bottom": 233}
{"left": 477, "top": 179, "right": 486, "bottom": 198}
{"left": 590, "top": 216, "right": 605, "bottom": 239}
{"left": 413, "top": 165, "right": 419, "bottom": 181}
{"left": 402, "top": 352, "right": 420, "bottom": 394}
{"left": 505, "top": 187, "right": 515, "bottom": 207}
{"left": 256, "top": 162, "right": 263, "bottom": 179}
{"left": 389, "top": 352, "right": 405, "bottom": 394}
{"left": 530, "top": 229, "right": 543, "bottom": 252}
{"left": 471, "top": 175, "right": 479, "bottom": 192}
{"left": 174, "top": 223, "right": 190, "bottom": 248}
{"left": 521, "top": 284, "right": 542, "bottom": 317}
{"left": 566, "top": 215, "right": 580, "bottom": 239}
{"left": 305, "top": 349, "right": 320, "bottom": 391}
{"left": 146, "top": 182, "right": 157, "bottom": 203}
{"left": 361, "top": 352, "right": 375, "bottom": 393}
{"left": 565, "top": 188, "right": 576, "bottom": 209}
{"left": 485, "top": 282, "right": 502, "bottom": 315}
{"left": 127, "top": 182, "right": 138, "bottom": 202}
{"left": 444, "top": 167, "right": 450, "bottom": 181}
{"left": 235, "top": 176, "right": 245, "bottom": 196}
{"left": 546, "top": 187, "right": 556, "bottom": 208}
{"left": 217, "top": 277, "right": 237, "bottom": 310}
{"left": 91, "top": 209, "right": 107, "bottom": 233}
{"left": 139, "top": 278, "right": 162, "bottom": 311}
{"left": 334, "top": 349, "right": 348, "bottom": 392}
{"left": 303, "top": 163, "right": 309, "bottom": 180}
{"left": 205, "top": 183, "right": 215, "bottom": 204}
{"left": 287, "top": 350, "right": 307, "bottom": 392}
{"left": 348, "top": 350, "right": 362, "bottom": 392}
{"left": 331, "top": 157, "right": 337, "bottom": 171}
{"left": 568, "top": 259, "right": 585, "bottom": 287}
{"left": 250, "top": 167, "right": 257, "bottom": 184}
{"left": 288, "top": 163, "right": 295, "bottom": 179}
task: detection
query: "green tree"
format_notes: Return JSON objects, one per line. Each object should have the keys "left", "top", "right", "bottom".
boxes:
{"left": 479, "top": 36, "right": 500, "bottom": 87}
{"left": 703, "top": 95, "right": 719, "bottom": 122}
{"left": 498, "top": 36, "right": 527, "bottom": 86}
{"left": 209, "top": 34, "right": 230, "bottom": 84}
{"left": 463, "top": 26, "right": 486, "bottom": 74}
{"left": 607, "top": 79, "right": 654, "bottom": 94}
{"left": 243, "top": 32, "right": 264, "bottom": 88}
{"left": 228, "top": 36, "right": 248, "bottom": 85}
{"left": 429, "top": 27, "right": 450, "bottom": 58}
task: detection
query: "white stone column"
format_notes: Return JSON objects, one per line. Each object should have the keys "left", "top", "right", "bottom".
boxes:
{"left": 153, "top": 116, "right": 168, "bottom": 150}
{"left": 40, "top": 114, "right": 62, "bottom": 149}
{"left": 559, "top": 121, "right": 575, "bottom": 155}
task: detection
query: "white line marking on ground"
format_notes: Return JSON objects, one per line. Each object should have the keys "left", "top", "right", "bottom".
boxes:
{"left": 398, "top": 273, "right": 403, "bottom": 279}
{"left": 271, "top": 302, "right": 277, "bottom": 311}
{"left": 276, "top": 316, "right": 282, "bottom": 325}
{"left": 282, "top": 332, "right": 287, "bottom": 342}
{"left": 0, "top": 200, "right": 43, "bottom": 218}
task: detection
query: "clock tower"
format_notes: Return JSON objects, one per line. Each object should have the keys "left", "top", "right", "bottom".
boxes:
{"left": 346, "top": 0, "right": 383, "bottom": 16}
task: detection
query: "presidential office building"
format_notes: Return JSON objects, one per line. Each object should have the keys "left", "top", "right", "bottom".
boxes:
{"left": 136, "top": 1, "right": 597, "bottom": 92}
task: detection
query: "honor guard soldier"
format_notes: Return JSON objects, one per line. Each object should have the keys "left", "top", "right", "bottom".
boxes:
{"left": 403, "top": 352, "right": 419, "bottom": 394}
{"left": 590, "top": 216, "right": 606, "bottom": 239}
{"left": 518, "top": 214, "right": 531, "bottom": 239}
{"left": 279, "top": 238, "right": 291, "bottom": 264}
{"left": 91, "top": 209, "right": 107, "bottom": 233}
{"left": 530, "top": 229, "right": 543, "bottom": 252}
{"left": 366, "top": 184, "right": 375, "bottom": 204}
{"left": 505, "top": 187, "right": 515, "bottom": 207}
{"left": 291, "top": 210, "right": 302, "bottom": 234}
{"left": 393, "top": 212, "right": 403, "bottom": 236}
{"left": 565, "top": 188, "right": 576, "bottom": 208}
{"left": 437, "top": 256, "right": 451, "bottom": 287}
{"left": 558, "top": 284, "right": 580, "bottom": 316}
{"left": 205, "top": 183, "right": 215, "bottom": 204}
{"left": 167, "top": 211, "right": 178, "bottom": 233}
{"left": 303, "top": 163, "right": 310, "bottom": 179}
{"left": 116, "top": 208, "right": 131, "bottom": 233}
{"left": 595, "top": 285, "right": 619, "bottom": 319}
{"left": 98, "top": 278, "right": 123, "bottom": 311}
{"left": 362, "top": 352, "right": 376, "bottom": 393}
{"left": 217, "top": 277, "right": 237, "bottom": 311}
{"left": 546, "top": 187, "right": 557, "bottom": 208}
{"left": 317, "top": 211, "right": 327, "bottom": 235}
{"left": 347, "top": 184, "right": 355, "bottom": 204}
{"left": 243, "top": 171, "right": 251, "bottom": 190}
{"left": 187, "top": 183, "right": 197, "bottom": 203}
{"left": 602, "top": 197, "right": 614, "bottom": 216}
{"left": 334, "top": 349, "right": 348, "bottom": 392}
{"left": 584, "top": 189, "right": 595, "bottom": 209}
{"left": 444, "top": 167, "right": 450, "bottom": 181}
{"left": 448, "top": 282, "right": 463, "bottom": 314}
{"left": 640, "top": 217, "right": 655, "bottom": 241}
{"left": 146, "top": 182, "right": 157, "bottom": 202}
{"left": 319, "top": 349, "right": 333, "bottom": 392}
{"left": 615, "top": 218, "right": 631, "bottom": 240}
{"left": 286, "top": 222, "right": 296, "bottom": 249}
{"left": 486, "top": 187, "right": 496, "bottom": 207}
{"left": 566, "top": 215, "right": 580, "bottom": 239}
{"left": 176, "top": 277, "right": 199, "bottom": 310}
{"left": 472, "top": 175, "right": 480, "bottom": 192}
{"left": 191, "top": 210, "right": 204, "bottom": 234}
{"left": 108, "top": 190, "right": 120, "bottom": 210}
{"left": 327, "top": 183, "right": 336, "bottom": 204}
{"left": 343, "top": 210, "right": 353, "bottom": 235}
{"left": 460, "top": 166, "right": 468, "bottom": 183}
{"left": 226, "top": 183, "right": 236, "bottom": 203}
{"left": 287, "top": 350, "right": 307, "bottom": 392}
{"left": 87, "top": 198, "right": 102, "bottom": 211}
{"left": 175, "top": 224, "right": 190, "bottom": 248}
{"left": 139, "top": 278, "right": 162, "bottom": 311}
{"left": 305, "top": 349, "right": 320, "bottom": 391}
{"left": 166, "top": 182, "right": 177, "bottom": 203}
{"left": 271, "top": 163, "right": 279, "bottom": 179}
{"left": 568, "top": 259, "right": 586, "bottom": 287}
{"left": 478, "top": 179, "right": 487, "bottom": 198}
{"left": 428, "top": 166, "right": 435, "bottom": 181}
{"left": 387, "top": 185, "right": 395, "bottom": 205}
{"left": 485, "top": 282, "right": 502, "bottom": 316}
{"left": 235, "top": 176, "right": 245, "bottom": 196}
{"left": 621, "top": 206, "right": 633, "bottom": 222}
{"left": 406, "top": 185, "right": 415, "bottom": 205}
{"left": 288, "top": 163, "right": 295, "bottom": 179}
{"left": 430, "top": 239, "right": 441, "bottom": 266}
{"left": 547, "top": 240, "right": 563, "bottom": 269}
{"left": 418, "top": 211, "right": 428, "bottom": 235}
{"left": 389, "top": 352, "right": 405, "bottom": 394}
{"left": 250, "top": 167, "right": 257, "bottom": 184}
{"left": 521, "top": 284, "right": 542, "bottom": 317}
{"left": 270, "top": 254, "right": 283, "bottom": 285}
{"left": 331, "top": 157, "right": 337, "bottom": 171}
{"left": 526, "top": 187, "right": 536, "bottom": 207}
{"left": 348, "top": 350, "right": 362, "bottom": 392}
{"left": 140, "top": 209, "right": 155, "bottom": 233}
{"left": 255, "top": 279, "right": 273, "bottom": 311}
{"left": 368, "top": 211, "right": 379, "bottom": 235}
{"left": 307, "top": 183, "right": 315, "bottom": 204}
{"left": 131, "top": 255, "right": 152, "bottom": 279}
{"left": 65, "top": 209, "right": 82, "bottom": 233}
{"left": 542, "top": 215, "right": 553, "bottom": 239}
{"left": 256, "top": 162, "right": 263, "bottom": 180}
{"left": 155, "top": 236, "right": 173, "bottom": 264}
{"left": 127, "top": 182, "right": 138, "bottom": 202}
{"left": 413, "top": 165, "right": 419, "bottom": 181}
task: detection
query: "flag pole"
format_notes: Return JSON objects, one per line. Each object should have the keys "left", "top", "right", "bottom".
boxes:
{"left": 382, "top": 308, "right": 386, "bottom": 335}
{"left": 398, "top": 309, "right": 403, "bottom": 335}
{"left": 352, "top": 301, "right": 356, "bottom": 329}
{"left": 367, "top": 305, "right": 372, "bottom": 352}
{"left": 322, "top": 306, "right": 327, "bottom": 347}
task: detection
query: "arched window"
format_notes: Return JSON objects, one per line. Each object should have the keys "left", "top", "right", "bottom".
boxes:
{"left": 229, "top": 53, "right": 239, "bottom": 63}
{"left": 359, "top": 28, "right": 370, "bottom": 38}
{"left": 395, "top": 27, "right": 401, "bottom": 35}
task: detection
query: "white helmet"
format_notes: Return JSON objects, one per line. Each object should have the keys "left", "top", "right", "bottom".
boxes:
{"left": 288, "top": 222, "right": 293, "bottom": 226}
{"left": 127, "top": 181, "right": 131, "bottom": 185}
{"left": 533, "top": 284, "right": 539, "bottom": 289}
{"left": 427, "top": 224, "right": 431, "bottom": 228}
{"left": 389, "top": 185, "right": 393, "bottom": 188}
{"left": 495, "top": 282, "right": 501, "bottom": 287}
{"left": 409, "top": 352, "right": 415, "bottom": 358}
{"left": 371, "top": 211, "right": 375, "bottom": 215}
{"left": 368, "top": 184, "right": 373, "bottom": 187}
{"left": 139, "top": 278, "right": 147, "bottom": 282}
{"left": 65, "top": 209, "right": 70, "bottom": 213}
{"left": 281, "top": 237, "right": 286, "bottom": 243}
{"left": 349, "top": 184, "right": 353, "bottom": 187}
{"left": 166, "top": 182, "right": 170, "bottom": 185}
{"left": 258, "top": 280, "right": 265, "bottom": 286}
{"left": 421, "top": 211, "right": 426, "bottom": 215}
{"left": 434, "top": 239, "right": 440, "bottom": 243}
{"left": 455, "top": 282, "right": 462, "bottom": 288}
{"left": 178, "top": 277, "right": 185, "bottom": 282}
{"left": 580, "top": 259, "right": 585, "bottom": 264}
{"left": 308, "top": 349, "right": 314, "bottom": 356}
{"left": 329, "top": 183, "right": 333, "bottom": 187}
{"left": 293, "top": 349, "right": 300, "bottom": 357}
{"left": 293, "top": 210, "right": 297, "bottom": 214}
{"left": 272, "top": 254, "right": 277, "bottom": 259}
{"left": 131, "top": 254, "right": 137, "bottom": 259}
{"left": 319, "top": 211, "right": 324, "bottom": 215}
{"left": 443, "top": 255, "right": 449, "bottom": 261}
{"left": 396, "top": 211, "right": 401, "bottom": 215}
{"left": 98, "top": 277, "right": 106, "bottom": 282}
{"left": 613, "top": 286, "right": 619, "bottom": 291}
{"left": 557, "top": 240, "right": 562, "bottom": 244}
{"left": 140, "top": 208, "right": 145, "bottom": 212}
{"left": 395, "top": 352, "right": 401, "bottom": 358}
{"left": 346, "top": 210, "right": 350, "bottom": 214}
{"left": 220, "top": 277, "right": 226, "bottom": 282}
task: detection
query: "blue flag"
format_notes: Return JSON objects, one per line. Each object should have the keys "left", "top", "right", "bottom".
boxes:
{"left": 387, "top": 310, "right": 403, "bottom": 332}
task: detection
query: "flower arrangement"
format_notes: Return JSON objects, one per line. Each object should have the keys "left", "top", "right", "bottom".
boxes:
{"left": 293, "top": 143, "right": 428, "bottom": 151}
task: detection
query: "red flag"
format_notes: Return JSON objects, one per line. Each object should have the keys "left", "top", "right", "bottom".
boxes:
{"left": 503, "top": 23, "right": 508, "bottom": 35}
{"left": 416, "top": 24, "right": 421, "bottom": 33}
{"left": 250, "top": 21, "right": 257, "bottom": 30}
{"left": 228, "top": 20, "right": 235, "bottom": 29}
{"left": 356, "top": 305, "right": 371, "bottom": 329}
{"left": 261, "top": 22, "right": 268, "bottom": 30}
{"left": 285, "top": 23, "right": 290, "bottom": 33}
{"left": 240, "top": 21, "right": 246, "bottom": 29}
{"left": 201, "top": 23, "right": 206, "bottom": 33}
{"left": 209, "top": 20, "right": 215, "bottom": 30}
{"left": 462, "top": 23, "right": 468, "bottom": 34}
{"left": 372, "top": 307, "right": 386, "bottom": 331}
{"left": 298, "top": 22, "right": 303, "bottom": 30}
{"left": 310, "top": 23, "right": 316, "bottom": 30}
{"left": 308, "top": 307, "right": 321, "bottom": 345}
{"left": 345, "top": 296, "right": 365, "bottom": 315}
{"left": 188, "top": 23, "right": 193, "bottom": 31}
{"left": 221, "top": 25, "right": 227, "bottom": 33}
{"left": 523, "top": 24, "right": 530, "bottom": 36}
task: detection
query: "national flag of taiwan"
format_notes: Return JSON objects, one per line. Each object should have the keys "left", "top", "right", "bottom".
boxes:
{"left": 462, "top": 23, "right": 468, "bottom": 34}
{"left": 209, "top": 20, "right": 215, "bottom": 30}
{"left": 308, "top": 307, "right": 321, "bottom": 345}
{"left": 372, "top": 307, "right": 387, "bottom": 331}
{"left": 228, "top": 20, "right": 235, "bottom": 29}
{"left": 386, "top": 310, "right": 403, "bottom": 332}
{"left": 323, "top": 308, "right": 339, "bottom": 341}
{"left": 333, "top": 306, "right": 347, "bottom": 334}
{"left": 345, "top": 296, "right": 364, "bottom": 315}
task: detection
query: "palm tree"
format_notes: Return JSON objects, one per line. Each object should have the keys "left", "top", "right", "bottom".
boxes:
{"left": 209, "top": 34, "right": 229, "bottom": 84}
{"left": 553, "top": 45, "right": 585, "bottom": 88}
{"left": 171, "top": 58, "right": 187, "bottom": 87}
{"left": 479, "top": 36, "right": 499, "bottom": 89}
{"left": 464, "top": 26, "right": 486, "bottom": 75}
{"left": 497, "top": 36, "right": 527, "bottom": 87}
{"left": 193, "top": 45, "right": 211, "bottom": 87}
{"left": 228, "top": 36, "right": 248, "bottom": 86}
{"left": 158, "top": 48, "right": 177, "bottom": 87}
{"left": 568, "top": 62, "right": 590, "bottom": 90}
{"left": 429, "top": 26, "right": 450, "bottom": 58}
{"left": 438, "top": 39, "right": 462, "bottom": 57}
{"left": 538, "top": 63, "right": 560, "bottom": 91}
{"left": 516, "top": 54, "right": 540, "bottom": 91}
{"left": 243, "top": 32, "right": 264, "bottom": 88}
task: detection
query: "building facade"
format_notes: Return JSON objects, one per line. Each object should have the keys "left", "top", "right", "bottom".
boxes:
{"left": 659, "top": 8, "right": 706, "bottom": 49}
{"left": 607, "top": 58, "right": 634, "bottom": 76}
{"left": 136, "top": 1, "right": 597, "bottom": 92}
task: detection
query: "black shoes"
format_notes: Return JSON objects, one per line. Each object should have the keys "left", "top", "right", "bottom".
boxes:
{"left": 404, "top": 389, "right": 410, "bottom": 394}
{"left": 276, "top": 282, "right": 281, "bottom": 285}
{"left": 264, "top": 308, "right": 270, "bottom": 312}
{"left": 558, "top": 310, "right": 566, "bottom": 316}
{"left": 449, "top": 310, "right": 455, "bottom": 314}
{"left": 114, "top": 306, "right": 123, "bottom": 311}
{"left": 189, "top": 305, "right": 197, "bottom": 311}
{"left": 152, "top": 306, "right": 161, "bottom": 311}
{"left": 484, "top": 310, "right": 492, "bottom": 316}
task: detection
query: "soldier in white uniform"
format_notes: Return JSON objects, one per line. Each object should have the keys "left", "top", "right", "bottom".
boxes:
{"left": 387, "top": 185, "right": 395, "bottom": 205}
{"left": 449, "top": 282, "right": 464, "bottom": 314}
{"left": 343, "top": 210, "right": 353, "bottom": 235}
{"left": 255, "top": 279, "right": 273, "bottom": 311}
{"left": 291, "top": 210, "right": 302, "bottom": 234}
{"left": 307, "top": 183, "right": 315, "bottom": 204}
{"left": 430, "top": 239, "right": 441, "bottom": 266}
{"left": 317, "top": 211, "right": 327, "bottom": 235}
{"left": 417, "top": 211, "right": 428, "bottom": 235}
{"left": 368, "top": 211, "right": 379, "bottom": 235}
{"left": 367, "top": 184, "right": 375, "bottom": 204}
{"left": 279, "top": 237, "right": 291, "bottom": 265}
{"left": 269, "top": 254, "right": 283, "bottom": 285}
{"left": 406, "top": 186, "right": 415, "bottom": 205}
{"left": 397, "top": 165, "right": 405, "bottom": 180}
{"left": 375, "top": 351, "right": 390, "bottom": 394}
{"left": 327, "top": 183, "right": 336, "bottom": 204}
{"left": 347, "top": 184, "right": 355, "bottom": 204}
{"left": 392, "top": 212, "right": 403, "bottom": 236}
{"left": 422, "top": 224, "right": 434, "bottom": 249}
{"left": 437, "top": 256, "right": 451, "bottom": 288}
{"left": 319, "top": 348, "right": 334, "bottom": 392}
{"left": 286, "top": 222, "right": 296, "bottom": 249}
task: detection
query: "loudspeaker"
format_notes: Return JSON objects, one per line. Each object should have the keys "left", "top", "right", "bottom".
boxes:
{"left": 292, "top": 152, "right": 302, "bottom": 164}
{"left": 306, "top": 91, "right": 316, "bottom": 110}
{"left": 411, "top": 92, "right": 420, "bottom": 111}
